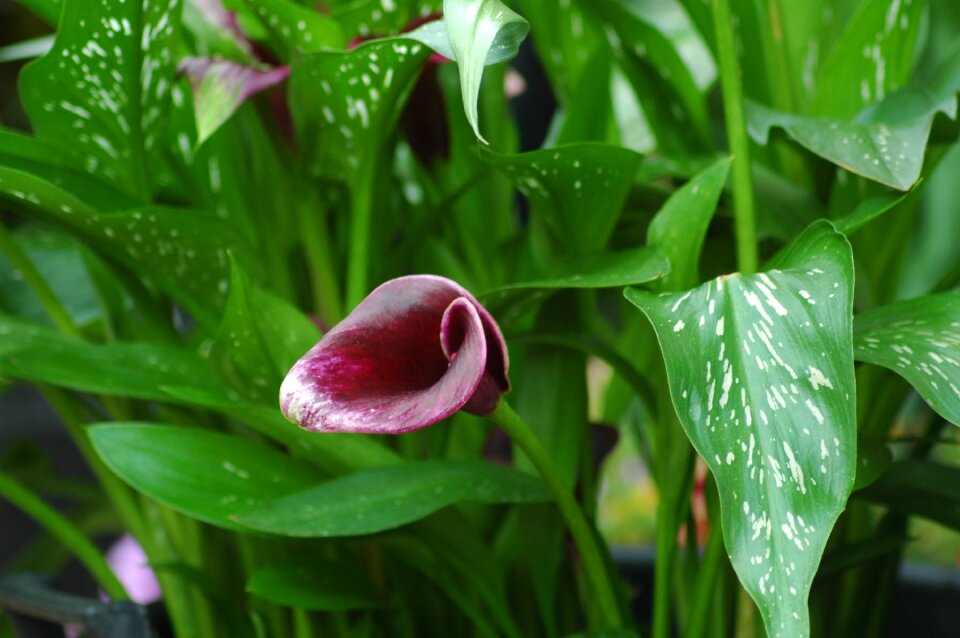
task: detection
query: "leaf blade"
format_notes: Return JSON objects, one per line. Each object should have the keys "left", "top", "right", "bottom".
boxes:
{"left": 626, "top": 221, "right": 857, "bottom": 638}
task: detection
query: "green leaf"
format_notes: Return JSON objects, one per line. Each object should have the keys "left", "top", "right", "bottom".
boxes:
{"left": 593, "top": 0, "right": 709, "bottom": 143}
{"left": 236, "top": 0, "right": 346, "bottom": 58}
{"left": 0, "top": 315, "right": 229, "bottom": 402}
{"left": 747, "top": 101, "right": 933, "bottom": 191}
{"left": 211, "top": 260, "right": 321, "bottom": 402}
{"left": 487, "top": 246, "right": 670, "bottom": 294}
{"left": 626, "top": 221, "right": 857, "bottom": 638}
{"left": 19, "top": 0, "right": 184, "bottom": 198}
{"left": 482, "top": 144, "right": 643, "bottom": 254}
{"left": 647, "top": 157, "right": 730, "bottom": 290}
{"left": 0, "top": 167, "right": 253, "bottom": 327}
{"left": 247, "top": 559, "right": 380, "bottom": 611}
{"left": 441, "top": 0, "right": 529, "bottom": 142}
{"left": 832, "top": 190, "right": 910, "bottom": 235}
{"left": 0, "top": 130, "right": 138, "bottom": 211}
{"left": 89, "top": 424, "right": 324, "bottom": 532}
{"left": 233, "top": 461, "right": 551, "bottom": 537}
{"left": 0, "top": 229, "right": 101, "bottom": 327}
{"left": 157, "top": 385, "right": 404, "bottom": 474}
{"left": 812, "top": 0, "right": 926, "bottom": 118}
{"left": 853, "top": 294, "right": 960, "bottom": 425}
{"left": 328, "top": 0, "right": 441, "bottom": 39}
{"left": 290, "top": 38, "right": 429, "bottom": 184}
{"left": 857, "top": 460, "right": 960, "bottom": 531}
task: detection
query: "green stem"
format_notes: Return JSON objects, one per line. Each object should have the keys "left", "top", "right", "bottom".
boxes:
{"left": 0, "top": 469, "right": 128, "bottom": 600}
{"left": 686, "top": 525, "right": 726, "bottom": 638}
{"left": 346, "top": 170, "right": 375, "bottom": 310}
{"left": 298, "top": 196, "right": 343, "bottom": 325}
{"left": 0, "top": 221, "right": 80, "bottom": 337}
{"left": 735, "top": 585, "right": 757, "bottom": 638}
{"left": 711, "top": 0, "right": 758, "bottom": 274}
{"left": 490, "top": 401, "right": 624, "bottom": 630}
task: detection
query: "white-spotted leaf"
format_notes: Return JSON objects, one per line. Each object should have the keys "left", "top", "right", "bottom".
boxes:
{"left": 626, "top": 221, "right": 857, "bottom": 638}
{"left": 481, "top": 144, "right": 643, "bottom": 254}
{"left": 289, "top": 38, "right": 429, "bottom": 184}
{"left": 441, "top": 0, "right": 529, "bottom": 143}
{"left": 854, "top": 294, "right": 960, "bottom": 426}
{"left": 19, "top": 0, "right": 183, "bottom": 198}
{"left": 0, "top": 167, "right": 253, "bottom": 327}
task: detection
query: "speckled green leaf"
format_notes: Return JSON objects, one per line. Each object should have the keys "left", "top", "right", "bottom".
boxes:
{"left": 442, "top": 0, "right": 529, "bottom": 142}
{"left": 0, "top": 167, "right": 252, "bottom": 327}
{"left": 626, "top": 221, "right": 857, "bottom": 638}
{"left": 0, "top": 315, "right": 229, "bottom": 402}
{"left": 290, "top": 38, "right": 429, "bottom": 184}
{"left": 233, "top": 461, "right": 551, "bottom": 537}
{"left": 89, "top": 424, "right": 323, "bottom": 532}
{"left": 647, "top": 157, "right": 730, "bottom": 290}
{"left": 812, "top": 0, "right": 926, "bottom": 118}
{"left": 330, "top": 0, "right": 441, "bottom": 39}
{"left": 211, "top": 261, "right": 321, "bottom": 402}
{"left": 481, "top": 144, "right": 643, "bottom": 254}
{"left": 19, "top": 0, "right": 183, "bottom": 198}
{"left": 747, "top": 99, "right": 948, "bottom": 191}
{"left": 0, "top": 130, "right": 137, "bottom": 210}
{"left": 854, "top": 294, "right": 960, "bottom": 425}
{"left": 237, "top": 0, "right": 345, "bottom": 58}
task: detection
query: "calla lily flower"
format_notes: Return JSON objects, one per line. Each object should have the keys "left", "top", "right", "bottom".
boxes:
{"left": 280, "top": 275, "right": 510, "bottom": 434}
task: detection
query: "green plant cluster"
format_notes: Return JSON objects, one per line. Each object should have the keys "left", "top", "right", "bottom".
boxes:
{"left": 0, "top": 0, "right": 959, "bottom": 637}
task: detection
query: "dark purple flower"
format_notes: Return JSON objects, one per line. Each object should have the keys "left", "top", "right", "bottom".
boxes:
{"left": 280, "top": 275, "right": 509, "bottom": 434}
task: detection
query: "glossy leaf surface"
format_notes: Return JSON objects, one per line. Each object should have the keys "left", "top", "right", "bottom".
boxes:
{"left": 626, "top": 221, "right": 857, "bottom": 638}
{"left": 854, "top": 294, "right": 960, "bottom": 425}
{"left": 290, "top": 38, "right": 428, "bottom": 184}
{"left": 482, "top": 144, "right": 643, "bottom": 254}
{"left": 0, "top": 167, "right": 251, "bottom": 326}
{"left": 0, "top": 315, "right": 228, "bottom": 402}
{"left": 233, "top": 461, "right": 551, "bottom": 537}
{"left": 19, "top": 0, "right": 183, "bottom": 198}
{"left": 211, "top": 261, "right": 321, "bottom": 402}
{"left": 90, "top": 424, "right": 323, "bottom": 532}
{"left": 647, "top": 157, "right": 730, "bottom": 290}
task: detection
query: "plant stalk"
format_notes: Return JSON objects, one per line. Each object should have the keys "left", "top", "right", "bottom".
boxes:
{"left": 346, "top": 170, "right": 376, "bottom": 310}
{"left": 686, "top": 524, "right": 726, "bottom": 638}
{"left": 490, "top": 401, "right": 625, "bottom": 630}
{"left": 711, "top": 0, "right": 759, "bottom": 274}
{"left": 0, "top": 469, "right": 128, "bottom": 600}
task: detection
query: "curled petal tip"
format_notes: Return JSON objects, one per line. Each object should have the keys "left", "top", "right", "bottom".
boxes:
{"left": 280, "top": 275, "right": 509, "bottom": 434}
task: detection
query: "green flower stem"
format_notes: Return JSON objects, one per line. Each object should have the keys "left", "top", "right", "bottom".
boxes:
{"left": 0, "top": 221, "right": 80, "bottom": 337}
{"left": 0, "top": 469, "right": 128, "bottom": 600}
{"left": 490, "top": 401, "right": 624, "bottom": 630}
{"left": 711, "top": 0, "right": 758, "bottom": 275}
{"left": 346, "top": 169, "right": 376, "bottom": 311}
{"left": 686, "top": 524, "right": 726, "bottom": 638}
{"left": 298, "top": 196, "right": 343, "bottom": 325}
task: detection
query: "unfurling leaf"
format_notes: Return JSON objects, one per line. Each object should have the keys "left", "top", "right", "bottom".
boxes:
{"left": 439, "top": 0, "right": 529, "bottom": 143}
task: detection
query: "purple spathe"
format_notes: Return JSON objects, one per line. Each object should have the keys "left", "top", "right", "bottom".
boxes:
{"left": 280, "top": 275, "right": 509, "bottom": 434}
